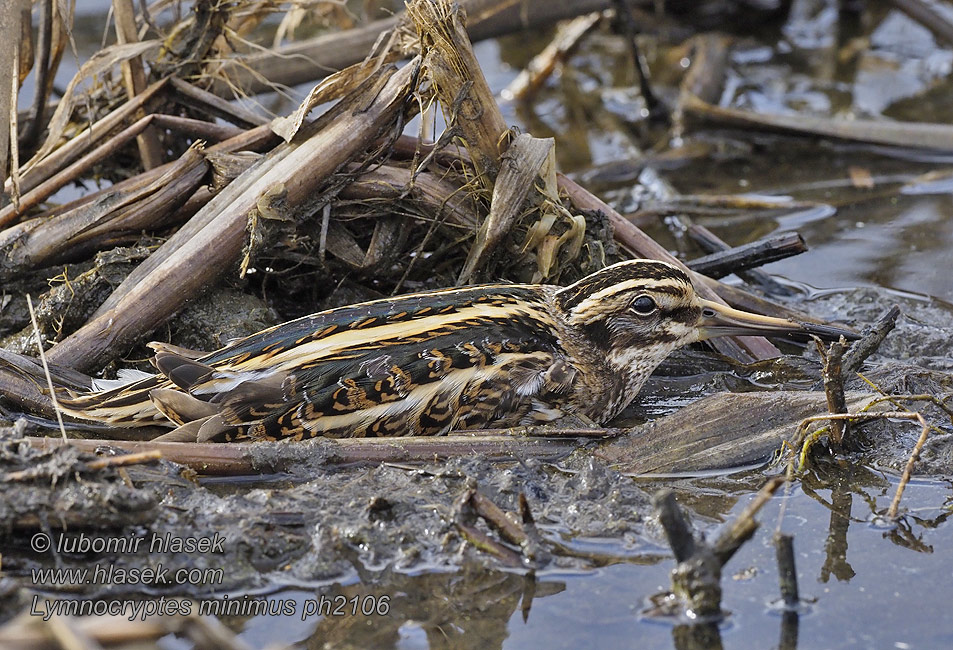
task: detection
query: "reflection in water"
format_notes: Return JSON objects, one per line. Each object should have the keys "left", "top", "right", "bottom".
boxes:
{"left": 799, "top": 458, "right": 948, "bottom": 588}
{"left": 239, "top": 566, "right": 564, "bottom": 650}
{"left": 672, "top": 621, "right": 724, "bottom": 650}
{"left": 778, "top": 610, "right": 799, "bottom": 650}
{"left": 801, "top": 465, "right": 881, "bottom": 583}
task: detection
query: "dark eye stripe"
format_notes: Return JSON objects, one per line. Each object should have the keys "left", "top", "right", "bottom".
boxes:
{"left": 666, "top": 306, "right": 700, "bottom": 325}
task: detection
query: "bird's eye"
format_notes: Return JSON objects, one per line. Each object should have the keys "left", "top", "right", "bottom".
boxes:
{"left": 630, "top": 295, "right": 657, "bottom": 316}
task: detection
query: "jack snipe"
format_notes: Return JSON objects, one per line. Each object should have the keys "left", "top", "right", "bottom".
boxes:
{"left": 57, "top": 260, "right": 858, "bottom": 442}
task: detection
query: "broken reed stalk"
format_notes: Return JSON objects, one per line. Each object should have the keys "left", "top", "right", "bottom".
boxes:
{"left": 686, "top": 232, "right": 807, "bottom": 279}
{"left": 408, "top": 0, "right": 508, "bottom": 186}
{"left": 686, "top": 222, "right": 794, "bottom": 295}
{"left": 112, "top": 0, "right": 164, "bottom": 170}
{"left": 2, "top": 449, "right": 162, "bottom": 481}
{"left": 169, "top": 76, "right": 269, "bottom": 128}
{"left": 0, "top": 143, "right": 210, "bottom": 274}
{"left": 775, "top": 531, "right": 800, "bottom": 650}
{"left": 682, "top": 93, "right": 953, "bottom": 152}
{"left": 612, "top": 0, "right": 661, "bottom": 113}
{"left": 501, "top": 12, "right": 602, "bottom": 102}
{"left": 45, "top": 62, "right": 418, "bottom": 372}
{"left": 338, "top": 162, "right": 480, "bottom": 229}
{"left": 652, "top": 478, "right": 783, "bottom": 619}
{"left": 212, "top": 0, "right": 613, "bottom": 97}
{"left": 20, "top": 432, "right": 578, "bottom": 476}
{"left": 25, "top": 294, "right": 66, "bottom": 441}
{"left": 0, "top": 113, "right": 156, "bottom": 226}
{"left": 889, "top": 0, "right": 953, "bottom": 48}
{"left": 408, "top": 0, "right": 586, "bottom": 284}
{"left": 713, "top": 476, "right": 786, "bottom": 566}
{"left": 471, "top": 490, "right": 528, "bottom": 547}
{"left": 393, "top": 133, "right": 834, "bottom": 332}
{"left": 21, "top": 0, "right": 54, "bottom": 155}
{"left": 653, "top": 490, "right": 696, "bottom": 562}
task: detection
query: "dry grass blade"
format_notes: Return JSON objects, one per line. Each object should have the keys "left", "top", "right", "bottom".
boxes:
{"left": 884, "top": 414, "right": 931, "bottom": 520}
{"left": 26, "top": 294, "right": 67, "bottom": 441}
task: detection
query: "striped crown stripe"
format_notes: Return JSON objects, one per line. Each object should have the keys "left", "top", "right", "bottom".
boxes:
{"left": 555, "top": 259, "right": 690, "bottom": 310}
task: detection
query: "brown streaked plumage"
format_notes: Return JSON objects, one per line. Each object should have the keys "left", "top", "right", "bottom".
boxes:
{"left": 56, "top": 260, "right": 858, "bottom": 442}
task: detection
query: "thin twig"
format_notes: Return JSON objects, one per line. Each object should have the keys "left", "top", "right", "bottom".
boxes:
{"left": 26, "top": 294, "right": 67, "bottom": 441}
{"left": 791, "top": 411, "right": 921, "bottom": 472}
{"left": 819, "top": 338, "right": 848, "bottom": 447}
{"left": 84, "top": 449, "right": 163, "bottom": 470}
{"left": 842, "top": 305, "right": 900, "bottom": 373}
{"left": 713, "top": 476, "right": 786, "bottom": 566}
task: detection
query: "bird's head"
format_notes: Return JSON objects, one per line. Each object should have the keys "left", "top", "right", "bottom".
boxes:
{"left": 554, "top": 259, "right": 858, "bottom": 374}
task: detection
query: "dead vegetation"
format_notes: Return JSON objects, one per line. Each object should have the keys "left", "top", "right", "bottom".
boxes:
{"left": 1, "top": 0, "right": 953, "bottom": 646}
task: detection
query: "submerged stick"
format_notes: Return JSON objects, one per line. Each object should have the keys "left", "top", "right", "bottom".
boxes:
{"left": 683, "top": 93, "right": 953, "bottom": 152}
{"left": 774, "top": 532, "right": 799, "bottom": 607}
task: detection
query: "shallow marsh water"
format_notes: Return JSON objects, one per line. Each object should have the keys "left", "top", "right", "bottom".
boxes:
{"left": 6, "top": 3, "right": 953, "bottom": 650}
